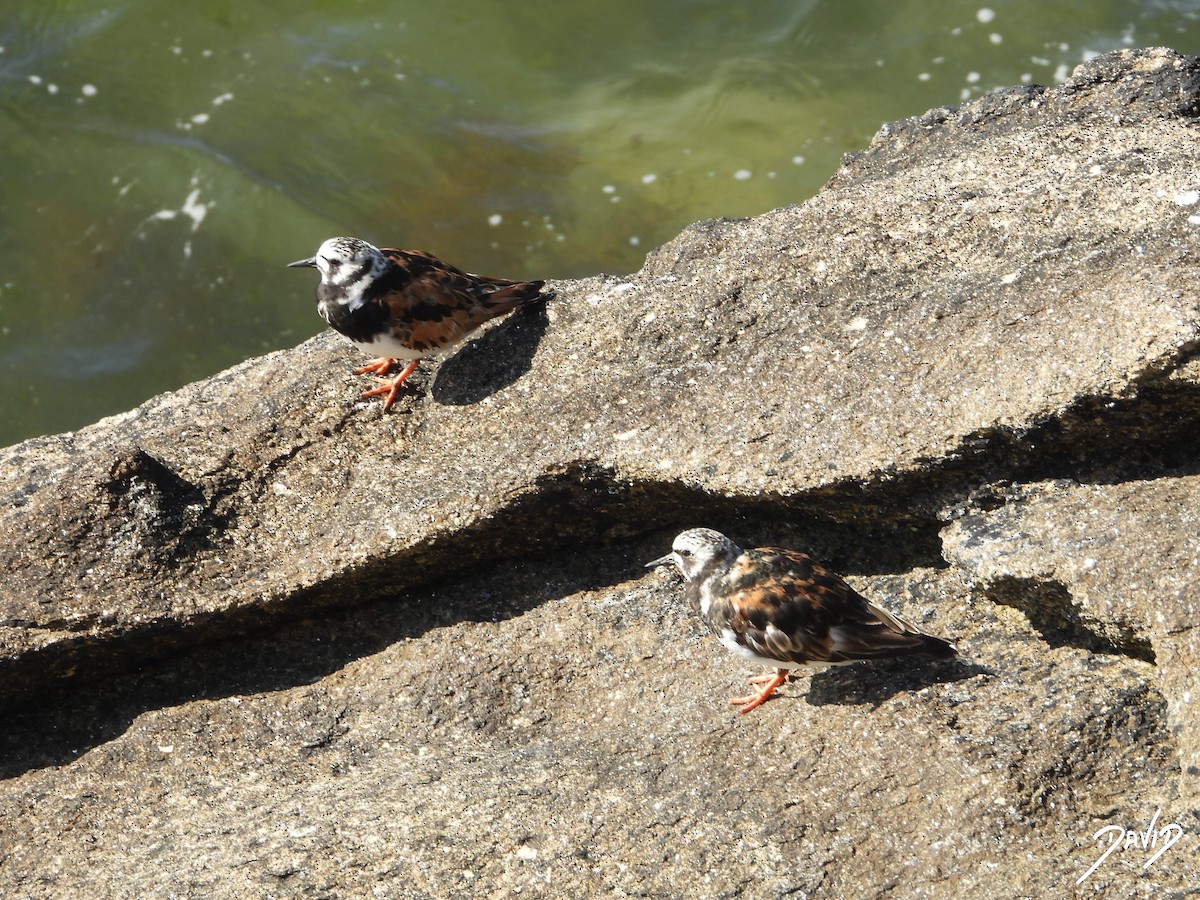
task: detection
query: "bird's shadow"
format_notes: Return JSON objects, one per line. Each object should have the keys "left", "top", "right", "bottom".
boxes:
{"left": 802, "top": 657, "right": 990, "bottom": 708}
{"left": 432, "top": 298, "right": 550, "bottom": 405}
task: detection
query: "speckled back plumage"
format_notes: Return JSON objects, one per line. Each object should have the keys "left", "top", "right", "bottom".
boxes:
{"left": 653, "top": 527, "right": 955, "bottom": 669}
{"left": 313, "top": 242, "right": 544, "bottom": 356}
{"left": 699, "top": 545, "right": 955, "bottom": 665}
{"left": 289, "top": 236, "right": 546, "bottom": 410}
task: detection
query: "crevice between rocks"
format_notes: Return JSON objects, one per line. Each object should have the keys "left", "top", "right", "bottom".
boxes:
{"left": 4, "top": 350, "right": 1199, "bottom": 723}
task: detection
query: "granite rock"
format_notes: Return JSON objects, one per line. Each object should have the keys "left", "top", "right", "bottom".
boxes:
{"left": 2, "top": 47, "right": 1200, "bottom": 897}
{"left": 943, "top": 475, "right": 1200, "bottom": 782}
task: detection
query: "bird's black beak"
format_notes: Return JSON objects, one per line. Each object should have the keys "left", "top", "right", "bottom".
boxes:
{"left": 645, "top": 553, "right": 675, "bottom": 569}
{"left": 287, "top": 257, "right": 318, "bottom": 269}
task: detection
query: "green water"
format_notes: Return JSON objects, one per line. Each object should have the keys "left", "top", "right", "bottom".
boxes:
{"left": 2, "top": 1, "right": 1198, "bottom": 446}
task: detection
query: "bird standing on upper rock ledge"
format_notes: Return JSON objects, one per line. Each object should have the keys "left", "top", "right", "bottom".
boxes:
{"left": 647, "top": 528, "right": 957, "bottom": 713}
{"left": 288, "top": 237, "right": 546, "bottom": 411}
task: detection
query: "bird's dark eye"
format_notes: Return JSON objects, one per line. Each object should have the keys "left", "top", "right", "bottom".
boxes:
{"left": 678, "top": 548, "right": 692, "bottom": 558}
{"left": 326, "top": 257, "right": 341, "bottom": 269}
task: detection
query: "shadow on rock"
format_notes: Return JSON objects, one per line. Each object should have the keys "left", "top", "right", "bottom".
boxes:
{"left": 432, "top": 299, "right": 550, "bottom": 405}
{"left": 0, "top": 533, "right": 628, "bottom": 781}
{"left": 804, "top": 657, "right": 989, "bottom": 708}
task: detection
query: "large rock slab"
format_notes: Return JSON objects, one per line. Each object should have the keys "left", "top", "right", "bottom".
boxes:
{"left": 4, "top": 48, "right": 1200, "bottom": 700}
{"left": 0, "top": 554, "right": 1185, "bottom": 896}
{"left": 3, "top": 47, "right": 1200, "bottom": 896}
{"left": 943, "top": 475, "right": 1200, "bottom": 779}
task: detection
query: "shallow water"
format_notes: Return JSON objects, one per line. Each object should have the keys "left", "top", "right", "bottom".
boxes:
{"left": 1, "top": 1, "right": 1198, "bottom": 445}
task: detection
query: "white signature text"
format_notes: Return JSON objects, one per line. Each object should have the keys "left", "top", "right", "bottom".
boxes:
{"left": 1076, "top": 808, "right": 1184, "bottom": 885}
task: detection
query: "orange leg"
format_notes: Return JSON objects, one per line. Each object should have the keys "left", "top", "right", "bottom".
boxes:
{"left": 729, "top": 669, "right": 790, "bottom": 715}
{"left": 359, "top": 359, "right": 421, "bottom": 412}
{"left": 353, "top": 357, "right": 398, "bottom": 378}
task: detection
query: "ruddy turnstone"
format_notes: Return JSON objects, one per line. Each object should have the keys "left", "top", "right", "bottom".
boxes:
{"left": 288, "top": 237, "right": 546, "bottom": 411}
{"left": 647, "top": 528, "right": 956, "bottom": 714}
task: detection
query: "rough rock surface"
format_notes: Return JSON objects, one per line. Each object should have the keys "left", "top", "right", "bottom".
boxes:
{"left": 2, "top": 47, "right": 1200, "bottom": 896}
{"left": 943, "top": 475, "right": 1200, "bottom": 780}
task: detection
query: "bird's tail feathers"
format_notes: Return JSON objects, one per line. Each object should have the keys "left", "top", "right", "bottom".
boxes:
{"left": 914, "top": 632, "right": 957, "bottom": 660}
{"left": 828, "top": 623, "right": 957, "bottom": 662}
{"left": 479, "top": 278, "right": 546, "bottom": 313}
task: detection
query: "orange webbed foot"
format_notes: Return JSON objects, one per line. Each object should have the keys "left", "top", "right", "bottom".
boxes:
{"left": 358, "top": 359, "right": 421, "bottom": 411}
{"left": 353, "top": 357, "right": 398, "bottom": 378}
{"left": 729, "top": 670, "right": 790, "bottom": 715}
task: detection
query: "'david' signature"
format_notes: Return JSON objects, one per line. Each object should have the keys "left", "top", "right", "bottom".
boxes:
{"left": 1076, "top": 808, "right": 1184, "bottom": 885}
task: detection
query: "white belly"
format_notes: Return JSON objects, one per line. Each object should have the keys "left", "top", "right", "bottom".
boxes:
{"left": 718, "top": 629, "right": 786, "bottom": 667}
{"left": 345, "top": 332, "right": 426, "bottom": 361}
{"left": 716, "top": 628, "right": 845, "bottom": 672}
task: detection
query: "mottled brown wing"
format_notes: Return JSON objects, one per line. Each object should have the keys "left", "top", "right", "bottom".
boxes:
{"left": 711, "top": 548, "right": 855, "bottom": 664}
{"left": 373, "top": 248, "right": 543, "bottom": 352}
{"left": 716, "top": 548, "right": 949, "bottom": 664}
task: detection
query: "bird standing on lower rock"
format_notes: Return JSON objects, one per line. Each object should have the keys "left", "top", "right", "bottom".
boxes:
{"left": 647, "top": 528, "right": 957, "bottom": 714}
{"left": 288, "top": 237, "right": 546, "bottom": 411}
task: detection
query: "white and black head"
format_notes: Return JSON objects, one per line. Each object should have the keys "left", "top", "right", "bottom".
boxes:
{"left": 646, "top": 528, "right": 743, "bottom": 583}
{"left": 287, "top": 237, "right": 388, "bottom": 310}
